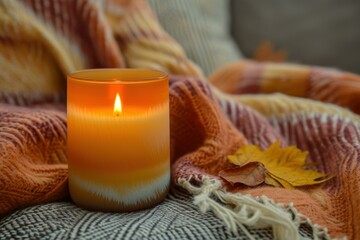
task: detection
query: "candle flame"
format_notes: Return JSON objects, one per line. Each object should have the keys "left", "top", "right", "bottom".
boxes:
{"left": 114, "top": 93, "right": 122, "bottom": 116}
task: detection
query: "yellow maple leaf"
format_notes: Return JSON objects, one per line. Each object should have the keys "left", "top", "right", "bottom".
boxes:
{"left": 227, "top": 141, "right": 333, "bottom": 189}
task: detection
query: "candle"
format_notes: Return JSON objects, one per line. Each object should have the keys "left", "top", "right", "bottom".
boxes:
{"left": 67, "top": 69, "right": 170, "bottom": 212}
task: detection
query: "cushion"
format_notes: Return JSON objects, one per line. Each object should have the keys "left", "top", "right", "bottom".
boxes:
{"left": 148, "top": 0, "right": 243, "bottom": 76}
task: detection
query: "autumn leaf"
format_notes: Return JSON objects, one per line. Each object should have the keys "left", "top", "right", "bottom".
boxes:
{"left": 224, "top": 141, "right": 333, "bottom": 189}
{"left": 219, "top": 162, "right": 266, "bottom": 187}
{"left": 266, "top": 172, "right": 294, "bottom": 189}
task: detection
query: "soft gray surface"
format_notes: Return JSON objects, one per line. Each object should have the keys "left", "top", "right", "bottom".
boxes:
{"left": 230, "top": 0, "right": 360, "bottom": 74}
{"left": 0, "top": 188, "right": 317, "bottom": 240}
{"left": 148, "top": 0, "right": 243, "bottom": 76}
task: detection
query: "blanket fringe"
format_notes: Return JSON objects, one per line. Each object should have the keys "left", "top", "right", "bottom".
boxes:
{"left": 177, "top": 176, "right": 336, "bottom": 240}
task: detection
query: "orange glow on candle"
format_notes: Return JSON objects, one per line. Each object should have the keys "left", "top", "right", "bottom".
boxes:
{"left": 114, "top": 93, "right": 122, "bottom": 116}
{"left": 67, "top": 69, "right": 170, "bottom": 212}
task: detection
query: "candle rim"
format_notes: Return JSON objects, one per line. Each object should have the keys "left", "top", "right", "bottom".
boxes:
{"left": 68, "top": 68, "right": 168, "bottom": 84}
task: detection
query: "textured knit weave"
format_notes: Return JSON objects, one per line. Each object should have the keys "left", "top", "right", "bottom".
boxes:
{"left": 1, "top": 0, "right": 360, "bottom": 239}
{"left": 0, "top": 0, "right": 202, "bottom": 106}
{"left": 209, "top": 61, "right": 360, "bottom": 114}
{"left": 0, "top": 189, "right": 322, "bottom": 240}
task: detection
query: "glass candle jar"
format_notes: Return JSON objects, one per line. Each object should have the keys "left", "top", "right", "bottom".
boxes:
{"left": 67, "top": 69, "right": 170, "bottom": 212}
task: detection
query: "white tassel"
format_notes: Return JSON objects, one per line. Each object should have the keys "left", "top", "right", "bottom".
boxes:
{"left": 177, "top": 176, "right": 334, "bottom": 240}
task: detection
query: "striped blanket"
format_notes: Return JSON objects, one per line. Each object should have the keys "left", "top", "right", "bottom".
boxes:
{"left": 1, "top": 0, "right": 360, "bottom": 239}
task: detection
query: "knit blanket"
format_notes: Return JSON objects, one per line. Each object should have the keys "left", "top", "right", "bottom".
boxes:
{"left": 1, "top": 0, "right": 360, "bottom": 239}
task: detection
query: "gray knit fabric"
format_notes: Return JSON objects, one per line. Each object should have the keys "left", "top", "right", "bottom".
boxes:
{"left": 230, "top": 0, "right": 360, "bottom": 74}
{"left": 148, "top": 0, "right": 243, "bottom": 76}
{"left": 0, "top": 188, "right": 319, "bottom": 240}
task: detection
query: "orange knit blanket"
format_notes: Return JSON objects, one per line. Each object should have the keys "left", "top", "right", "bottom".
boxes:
{"left": 1, "top": 1, "right": 360, "bottom": 239}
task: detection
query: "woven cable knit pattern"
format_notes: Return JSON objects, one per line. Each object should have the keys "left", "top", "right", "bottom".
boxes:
{"left": 1, "top": 77, "right": 345, "bottom": 239}
{"left": 0, "top": 189, "right": 322, "bottom": 240}
{"left": 0, "top": 104, "right": 68, "bottom": 213}
{"left": 1, "top": 0, "right": 360, "bottom": 239}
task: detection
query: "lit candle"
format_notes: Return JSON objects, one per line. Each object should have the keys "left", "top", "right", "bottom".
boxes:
{"left": 67, "top": 69, "right": 170, "bottom": 212}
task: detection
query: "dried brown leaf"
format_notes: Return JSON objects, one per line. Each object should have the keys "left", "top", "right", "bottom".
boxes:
{"left": 226, "top": 141, "right": 333, "bottom": 189}
{"left": 219, "top": 162, "right": 266, "bottom": 187}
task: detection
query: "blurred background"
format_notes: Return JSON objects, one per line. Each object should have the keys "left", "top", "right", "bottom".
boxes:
{"left": 0, "top": 0, "right": 359, "bottom": 106}
{"left": 149, "top": 0, "right": 360, "bottom": 76}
